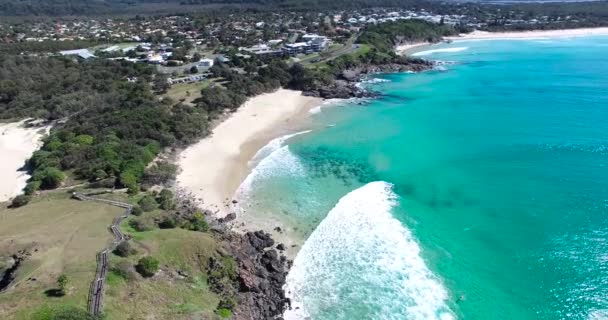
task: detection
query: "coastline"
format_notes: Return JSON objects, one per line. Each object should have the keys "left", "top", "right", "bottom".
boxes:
{"left": 0, "top": 121, "right": 48, "bottom": 203}
{"left": 176, "top": 88, "right": 323, "bottom": 220}
{"left": 395, "top": 42, "right": 433, "bottom": 55}
{"left": 447, "top": 27, "right": 608, "bottom": 41}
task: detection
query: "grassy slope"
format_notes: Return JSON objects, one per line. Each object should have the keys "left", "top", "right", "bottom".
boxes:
{"left": 0, "top": 190, "right": 224, "bottom": 319}
{"left": 0, "top": 192, "right": 123, "bottom": 319}
{"left": 102, "top": 216, "right": 223, "bottom": 319}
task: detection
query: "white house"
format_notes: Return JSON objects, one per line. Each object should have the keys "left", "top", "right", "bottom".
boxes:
{"left": 198, "top": 58, "right": 214, "bottom": 68}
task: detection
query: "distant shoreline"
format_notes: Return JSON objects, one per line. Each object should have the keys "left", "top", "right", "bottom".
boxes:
{"left": 397, "top": 27, "right": 608, "bottom": 56}
{"left": 447, "top": 27, "right": 608, "bottom": 40}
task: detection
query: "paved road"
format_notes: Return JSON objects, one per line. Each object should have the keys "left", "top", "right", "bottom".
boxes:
{"left": 73, "top": 193, "right": 132, "bottom": 316}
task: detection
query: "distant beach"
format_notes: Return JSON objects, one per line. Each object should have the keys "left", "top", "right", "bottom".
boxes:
{"left": 177, "top": 89, "right": 322, "bottom": 219}
{"left": 397, "top": 27, "right": 608, "bottom": 56}
{"left": 447, "top": 27, "right": 608, "bottom": 40}
{"left": 0, "top": 121, "right": 48, "bottom": 203}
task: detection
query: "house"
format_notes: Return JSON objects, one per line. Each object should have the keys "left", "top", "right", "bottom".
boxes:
{"left": 59, "top": 49, "right": 95, "bottom": 59}
{"left": 215, "top": 55, "right": 230, "bottom": 63}
{"left": 198, "top": 58, "right": 214, "bottom": 68}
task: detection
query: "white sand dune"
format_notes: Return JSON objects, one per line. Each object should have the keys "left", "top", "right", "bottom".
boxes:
{"left": 0, "top": 121, "right": 49, "bottom": 202}
{"left": 177, "top": 89, "right": 322, "bottom": 217}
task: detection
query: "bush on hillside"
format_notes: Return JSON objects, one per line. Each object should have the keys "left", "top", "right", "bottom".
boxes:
{"left": 129, "top": 218, "right": 154, "bottom": 232}
{"left": 136, "top": 256, "right": 159, "bottom": 277}
{"left": 138, "top": 195, "right": 158, "bottom": 212}
{"left": 113, "top": 241, "right": 136, "bottom": 257}
{"left": 131, "top": 206, "right": 143, "bottom": 216}
{"left": 10, "top": 195, "right": 31, "bottom": 208}
{"left": 157, "top": 189, "right": 174, "bottom": 210}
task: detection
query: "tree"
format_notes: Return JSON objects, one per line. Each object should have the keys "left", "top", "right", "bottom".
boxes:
{"left": 37, "top": 167, "right": 65, "bottom": 189}
{"left": 153, "top": 75, "right": 170, "bottom": 94}
{"left": 136, "top": 256, "right": 159, "bottom": 277}
{"left": 190, "top": 66, "right": 199, "bottom": 74}
{"left": 191, "top": 52, "right": 202, "bottom": 62}
{"left": 57, "top": 274, "right": 68, "bottom": 296}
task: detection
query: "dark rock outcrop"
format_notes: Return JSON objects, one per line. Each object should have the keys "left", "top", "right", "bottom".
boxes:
{"left": 303, "top": 59, "right": 434, "bottom": 99}
{"left": 227, "top": 230, "right": 289, "bottom": 320}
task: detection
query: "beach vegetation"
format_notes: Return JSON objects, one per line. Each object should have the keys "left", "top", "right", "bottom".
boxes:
{"left": 138, "top": 195, "right": 158, "bottom": 212}
{"left": 182, "top": 211, "right": 209, "bottom": 232}
{"left": 10, "top": 195, "right": 31, "bottom": 208}
{"left": 157, "top": 189, "right": 175, "bottom": 210}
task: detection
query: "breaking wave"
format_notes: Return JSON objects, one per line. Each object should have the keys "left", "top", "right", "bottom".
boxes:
{"left": 284, "top": 181, "right": 454, "bottom": 320}
{"left": 412, "top": 47, "right": 469, "bottom": 57}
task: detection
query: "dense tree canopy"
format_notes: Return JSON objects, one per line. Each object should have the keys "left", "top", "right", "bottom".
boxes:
{"left": 0, "top": 55, "right": 210, "bottom": 191}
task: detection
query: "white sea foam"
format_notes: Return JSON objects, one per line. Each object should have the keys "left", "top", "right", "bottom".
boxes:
{"left": 249, "top": 130, "right": 311, "bottom": 166}
{"left": 588, "top": 309, "right": 608, "bottom": 320}
{"left": 238, "top": 145, "right": 306, "bottom": 198}
{"left": 361, "top": 77, "right": 391, "bottom": 84}
{"left": 284, "top": 181, "right": 454, "bottom": 320}
{"left": 412, "top": 47, "right": 469, "bottom": 57}
{"left": 309, "top": 106, "right": 322, "bottom": 114}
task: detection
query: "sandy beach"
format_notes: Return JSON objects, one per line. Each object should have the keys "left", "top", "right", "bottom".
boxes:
{"left": 0, "top": 121, "right": 48, "bottom": 203}
{"left": 177, "top": 89, "right": 322, "bottom": 219}
{"left": 447, "top": 27, "right": 608, "bottom": 41}
{"left": 395, "top": 42, "right": 431, "bottom": 55}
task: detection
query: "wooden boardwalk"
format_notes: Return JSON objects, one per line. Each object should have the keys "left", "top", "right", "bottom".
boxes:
{"left": 73, "top": 193, "right": 132, "bottom": 316}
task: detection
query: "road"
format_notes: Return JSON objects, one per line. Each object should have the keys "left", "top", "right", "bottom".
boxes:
{"left": 73, "top": 193, "right": 132, "bottom": 316}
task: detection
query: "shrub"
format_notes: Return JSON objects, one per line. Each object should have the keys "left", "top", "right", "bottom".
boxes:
{"left": 158, "top": 216, "right": 177, "bottom": 229}
{"left": 142, "top": 161, "right": 177, "bottom": 186}
{"left": 57, "top": 274, "right": 68, "bottom": 296}
{"left": 216, "top": 308, "right": 232, "bottom": 319}
{"left": 184, "top": 211, "right": 209, "bottom": 232}
{"left": 37, "top": 167, "right": 65, "bottom": 189}
{"left": 136, "top": 256, "right": 159, "bottom": 277}
{"left": 51, "top": 306, "right": 96, "bottom": 320}
{"left": 129, "top": 218, "right": 153, "bottom": 232}
{"left": 10, "top": 195, "right": 31, "bottom": 208}
{"left": 113, "top": 241, "right": 136, "bottom": 257}
{"left": 110, "top": 260, "right": 136, "bottom": 281}
{"left": 138, "top": 195, "right": 158, "bottom": 212}
{"left": 157, "top": 189, "right": 174, "bottom": 210}
{"left": 131, "top": 206, "right": 143, "bottom": 216}
{"left": 24, "top": 181, "right": 41, "bottom": 195}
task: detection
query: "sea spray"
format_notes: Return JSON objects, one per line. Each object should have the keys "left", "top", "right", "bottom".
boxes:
{"left": 284, "top": 182, "right": 454, "bottom": 320}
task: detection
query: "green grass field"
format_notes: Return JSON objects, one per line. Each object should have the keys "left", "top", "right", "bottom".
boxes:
{"left": 0, "top": 189, "right": 224, "bottom": 319}
{"left": 0, "top": 191, "right": 122, "bottom": 319}
{"left": 104, "top": 219, "right": 223, "bottom": 319}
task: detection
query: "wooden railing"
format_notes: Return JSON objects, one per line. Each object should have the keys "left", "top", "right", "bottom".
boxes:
{"left": 74, "top": 192, "right": 132, "bottom": 316}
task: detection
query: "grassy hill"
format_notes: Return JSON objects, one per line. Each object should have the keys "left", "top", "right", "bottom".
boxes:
{"left": 0, "top": 191, "right": 227, "bottom": 319}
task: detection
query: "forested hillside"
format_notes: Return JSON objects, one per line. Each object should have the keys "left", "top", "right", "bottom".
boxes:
{"left": 357, "top": 20, "right": 459, "bottom": 52}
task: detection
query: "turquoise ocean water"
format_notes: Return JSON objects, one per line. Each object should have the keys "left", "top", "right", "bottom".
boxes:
{"left": 239, "top": 36, "right": 608, "bottom": 319}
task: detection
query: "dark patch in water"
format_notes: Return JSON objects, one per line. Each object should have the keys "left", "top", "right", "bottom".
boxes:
{"left": 298, "top": 146, "right": 379, "bottom": 186}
